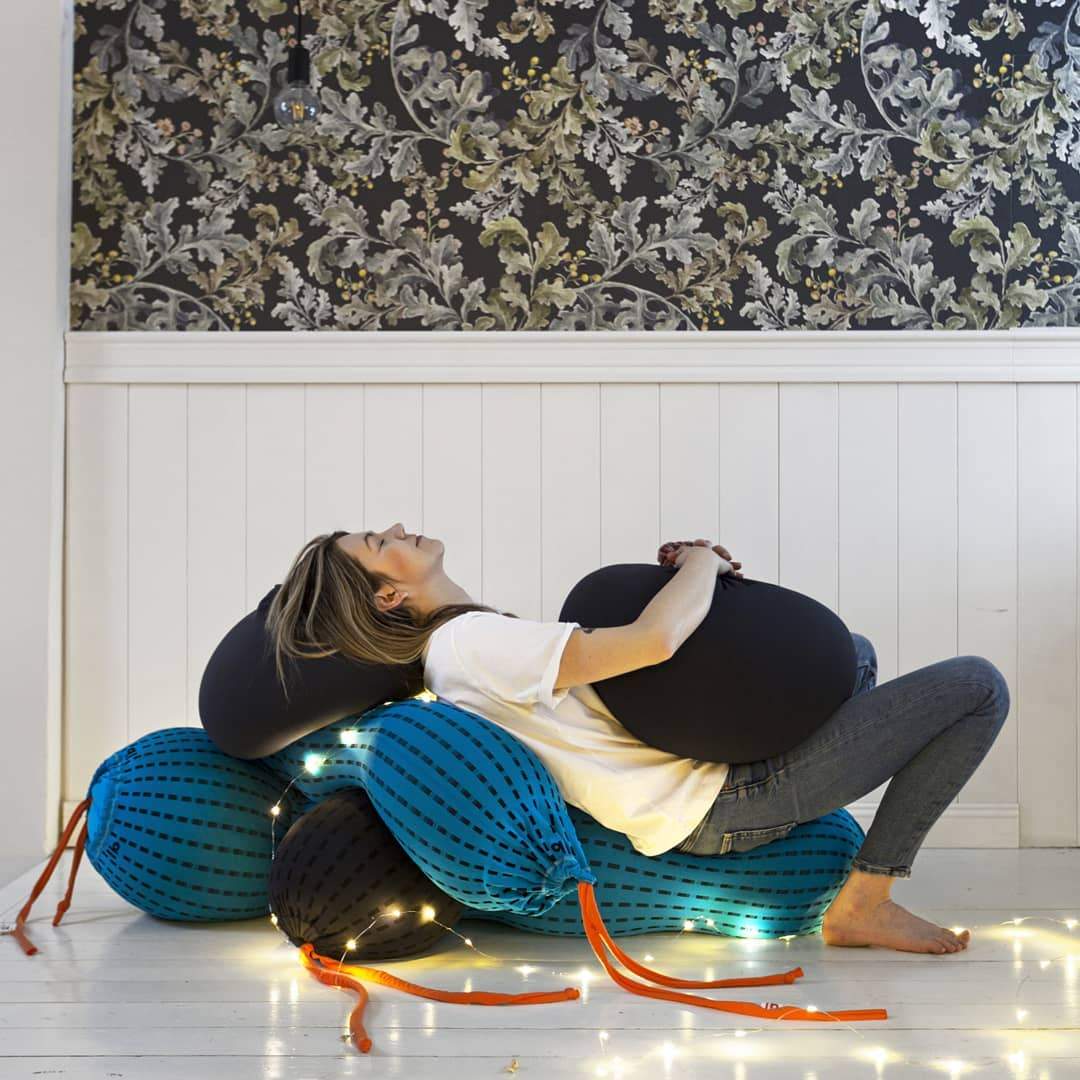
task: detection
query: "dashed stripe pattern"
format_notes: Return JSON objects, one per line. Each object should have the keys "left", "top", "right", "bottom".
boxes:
{"left": 84, "top": 727, "right": 307, "bottom": 920}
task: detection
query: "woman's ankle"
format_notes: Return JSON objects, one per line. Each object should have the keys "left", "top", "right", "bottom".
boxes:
{"left": 833, "top": 868, "right": 893, "bottom": 909}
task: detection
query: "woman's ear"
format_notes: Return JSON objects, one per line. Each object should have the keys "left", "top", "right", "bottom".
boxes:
{"left": 375, "top": 587, "right": 408, "bottom": 612}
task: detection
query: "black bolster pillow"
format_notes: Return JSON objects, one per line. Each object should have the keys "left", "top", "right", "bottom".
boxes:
{"left": 558, "top": 564, "right": 857, "bottom": 765}
{"left": 198, "top": 585, "right": 425, "bottom": 760}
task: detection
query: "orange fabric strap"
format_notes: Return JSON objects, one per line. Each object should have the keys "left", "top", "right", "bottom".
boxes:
{"left": 3, "top": 798, "right": 91, "bottom": 956}
{"left": 299, "top": 941, "right": 581, "bottom": 1053}
{"left": 577, "top": 880, "right": 889, "bottom": 1023}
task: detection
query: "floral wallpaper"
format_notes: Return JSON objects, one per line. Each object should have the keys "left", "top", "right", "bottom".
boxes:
{"left": 70, "top": 0, "right": 1079, "bottom": 331}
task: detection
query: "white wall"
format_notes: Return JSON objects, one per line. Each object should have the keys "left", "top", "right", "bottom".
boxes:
{"left": 5, "top": 7, "right": 1078, "bottom": 874}
{"left": 60, "top": 329, "right": 1080, "bottom": 851}
{"left": 0, "top": 3, "right": 70, "bottom": 866}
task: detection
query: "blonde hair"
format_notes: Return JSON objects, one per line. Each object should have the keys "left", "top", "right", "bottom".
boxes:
{"left": 264, "top": 529, "right": 516, "bottom": 699}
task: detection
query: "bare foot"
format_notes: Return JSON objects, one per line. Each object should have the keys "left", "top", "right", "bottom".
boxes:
{"left": 822, "top": 898, "right": 971, "bottom": 954}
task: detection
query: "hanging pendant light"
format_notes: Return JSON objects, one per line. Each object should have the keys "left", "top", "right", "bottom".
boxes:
{"left": 274, "top": 0, "right": 319, "bottom": 127}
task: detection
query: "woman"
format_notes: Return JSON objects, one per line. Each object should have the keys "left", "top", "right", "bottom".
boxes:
{"left": 265, "top": 524, "right": 1009, "bottom": 958}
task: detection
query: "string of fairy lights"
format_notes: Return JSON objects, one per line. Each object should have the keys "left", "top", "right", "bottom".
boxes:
{"left": 260, "top": 717, "right": 1080, "bottom": 1076}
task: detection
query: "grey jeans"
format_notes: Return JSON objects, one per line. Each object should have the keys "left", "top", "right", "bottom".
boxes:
{"left": 674, "top": 633, "right": 1010, "bottom": 877}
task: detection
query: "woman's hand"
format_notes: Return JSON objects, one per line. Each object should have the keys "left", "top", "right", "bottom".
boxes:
{"left": 658, "top": 539, "right": 744, "bottom": 578}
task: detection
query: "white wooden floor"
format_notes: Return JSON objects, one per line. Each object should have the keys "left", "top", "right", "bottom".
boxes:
{"left": 1, "top": 848, "right": 1079, "bottom": 1080}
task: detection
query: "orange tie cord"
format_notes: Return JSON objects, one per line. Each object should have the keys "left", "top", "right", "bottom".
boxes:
{"left": 298, "top": 942, "right": 583, "bottom": 1053}
{"left": 577, "top": 881, "right": 889, "bottom": 1023}
{"left": 3, "top": 798, "right": 91, "bottom": 956}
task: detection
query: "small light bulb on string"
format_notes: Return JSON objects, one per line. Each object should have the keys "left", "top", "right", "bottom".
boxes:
{"left": 304, "top": 754, "right": 325, "bottom": 775}
{"left": 269, "top": 804, "right": 281, "bottom": 817}
{"left": 340, "top": 729, "right": 359, "bottom": 747}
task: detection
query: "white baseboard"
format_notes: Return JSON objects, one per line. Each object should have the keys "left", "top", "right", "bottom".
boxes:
{"left": 62, "top": 798, "right": 1021, "bottom": 849}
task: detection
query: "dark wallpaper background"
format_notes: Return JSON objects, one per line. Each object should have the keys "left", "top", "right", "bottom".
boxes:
{"left": 70, "top": 0, "right": 1079, "bottom": 331}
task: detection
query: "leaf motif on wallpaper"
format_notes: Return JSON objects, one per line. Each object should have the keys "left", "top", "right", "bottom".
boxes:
{"left": 761, "top": 2, "right": 862, "bottom": 91}
{"left": 881, "top": 0, "right": 981, "bottom": 56}
{"left": 766, "top": 164, "right": 969, "bottom": 329}
{"left": 273, "top": 264, "right": 334, "bottom": 330}
{"left": 861, "top": 8, "right": 970, "bottom": 145}
{"left": 392, "top": 6, "right": 498, "bottom": 141}
{"left": 948, "top": 216, "right": 1052, "bottom": 328}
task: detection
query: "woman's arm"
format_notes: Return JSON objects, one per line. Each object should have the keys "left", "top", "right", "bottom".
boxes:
{"left": 636, "top": 546, "right": 722, "bottom": 655}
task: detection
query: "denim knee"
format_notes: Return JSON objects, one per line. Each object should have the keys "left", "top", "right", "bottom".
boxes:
{"left": 850, "top": 632, "right": 877, "bottom": 675}
{"left": 954, "top": 655, "right": 1011, "bottom": 720}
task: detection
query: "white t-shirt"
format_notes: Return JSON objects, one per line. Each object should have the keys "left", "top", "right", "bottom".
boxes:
{"left": 421, "top": 610, "right": 730, "bottom": 857}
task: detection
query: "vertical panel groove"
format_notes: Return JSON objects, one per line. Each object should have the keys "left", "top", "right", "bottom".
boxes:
{"left": 420, "top": 384, "right": 425, "bottom": 536}
{"left": 184, "top": 386, "right": 189, "bottom": 724}
{"left": 1018, "top": 384, "right": 1023, "bottom": 832}
{"left": 242, "top": 385, "right": 247, "bottom": 606}
{"left": 302, "top": 385, "right": 307, "bottom": 536}
{"left": 480, "top": 385, "right": 484, "bottom": 606}
{"left": 125, "top": 385, "right": 130, "bottom": 744}
{"left": 776, "top": 385, "right": 780, "bottom": 583}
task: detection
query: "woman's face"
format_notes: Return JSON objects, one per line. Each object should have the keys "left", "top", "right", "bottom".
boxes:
{"left": 336, "top": 523, "right": 442, "bottom": 584}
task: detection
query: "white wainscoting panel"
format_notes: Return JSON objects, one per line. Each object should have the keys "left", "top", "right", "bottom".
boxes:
{"left": 62, "top": 331, "right": 1080, "bottom": 851}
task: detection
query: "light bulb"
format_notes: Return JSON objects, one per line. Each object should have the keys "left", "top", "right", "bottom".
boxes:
{"left": 274, "top": 43, "right": 318, "bottom": 128}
